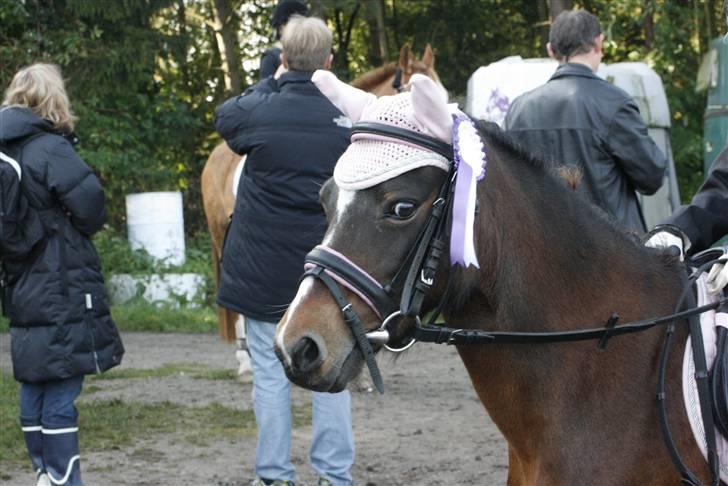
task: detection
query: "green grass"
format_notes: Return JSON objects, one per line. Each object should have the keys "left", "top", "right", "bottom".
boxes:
{"left": 88, "top": 363, "right": 237, "bottom": 381}
{"left": 1, "top": 302, "right": 217, "bottom": 334}
{"left": 0, "top": 370, "right": 312, "bottom": 469}
{"left": 111, "top": 302, "right": 217, "bottom": 333}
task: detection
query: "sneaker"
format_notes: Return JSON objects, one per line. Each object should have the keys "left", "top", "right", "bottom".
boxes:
{"left": 36, "top": 472, "right": 50, "bottom": 486}
{"left": 251, "top": 478, "right": 295, "bottom": 486}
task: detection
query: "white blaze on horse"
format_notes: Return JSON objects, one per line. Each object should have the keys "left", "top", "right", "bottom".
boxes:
{"left": 200, "top": 44, "right": 441, "bottom": 377}
{"left": 274, "top": 70, "right": 728, "bottom": 485}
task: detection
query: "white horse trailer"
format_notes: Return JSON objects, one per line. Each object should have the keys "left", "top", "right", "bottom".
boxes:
{"left": 465, "top": 56, "right": 680, "bottom": 230}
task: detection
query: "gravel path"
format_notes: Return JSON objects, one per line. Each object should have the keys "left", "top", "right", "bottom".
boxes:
{"left": 1, "top": 332, "right": 508, "bottom": 485}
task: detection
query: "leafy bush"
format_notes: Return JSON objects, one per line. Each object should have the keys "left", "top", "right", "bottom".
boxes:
{"left": 93, "top": 227, "right": 215, "bottom": 306}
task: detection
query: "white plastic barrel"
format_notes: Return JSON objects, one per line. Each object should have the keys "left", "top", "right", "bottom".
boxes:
{"left": 125, "top": 191, "right": 186, "bottom": 266}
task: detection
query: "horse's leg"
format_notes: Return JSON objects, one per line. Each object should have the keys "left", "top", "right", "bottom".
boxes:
{"left": 506, "top": 446, "right": 528, "bottom": 486}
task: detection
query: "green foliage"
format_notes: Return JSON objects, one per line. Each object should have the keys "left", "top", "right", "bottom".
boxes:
{"left": 0, "top": 0, "right": 722, "bottom": 233}
{"left": 94, "top": 227, "right": 216, "bottom": 305}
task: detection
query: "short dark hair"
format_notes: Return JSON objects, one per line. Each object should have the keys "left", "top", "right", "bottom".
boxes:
{"left": 549, "top": 10, "right": 602, "bottom": 60}
{"left": 272, "top": 0, "right": 309, "bottom": 29}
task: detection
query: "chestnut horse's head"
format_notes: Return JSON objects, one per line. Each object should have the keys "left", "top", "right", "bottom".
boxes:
{"left": 351, "top": 44, "right": 441, "bottom": 96}
{"left": 275, "top": 71, "right": 455, "bottom": 392}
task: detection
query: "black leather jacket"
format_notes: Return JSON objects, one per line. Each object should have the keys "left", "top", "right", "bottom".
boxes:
{"left": 504, "top": 63, "right": 667, "bottom": 233}
{"left": 668, "top": 146, "right": 728, "bottom": 254}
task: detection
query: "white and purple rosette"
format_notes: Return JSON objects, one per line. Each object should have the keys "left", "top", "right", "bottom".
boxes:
{"left": 450, "top": 115, "right": 487, "bottom": 268}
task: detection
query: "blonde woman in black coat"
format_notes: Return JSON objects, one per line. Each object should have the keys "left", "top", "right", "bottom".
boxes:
{"left": 0, "top": 63, "right": 124, "bottom": 486}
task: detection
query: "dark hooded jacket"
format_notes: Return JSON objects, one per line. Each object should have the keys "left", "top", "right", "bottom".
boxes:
{"left": 668, "top": 146, "right": 728, "bottom": 254}
{"left": 504, "top": 63, "right": 667, "bottom": 233}
{"left": 213, "top": 71, "right": 350, "bottom": 322}
{"left": 0, "top": 106, "right": 124, "bottom": 383}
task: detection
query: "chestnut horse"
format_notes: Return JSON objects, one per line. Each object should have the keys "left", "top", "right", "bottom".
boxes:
{"left": 201, "top": 44, "right": 439, "bottom": 342}
{"left": 274, "top": 115, "right": 721, "bottom": 482}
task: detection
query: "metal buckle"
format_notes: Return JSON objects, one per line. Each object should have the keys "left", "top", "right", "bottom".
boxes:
{"left": 364, "top": 311, "right": 418, "bottom": 353}
{"left": 447, "top": 329, "right": 464, "bottom": 345}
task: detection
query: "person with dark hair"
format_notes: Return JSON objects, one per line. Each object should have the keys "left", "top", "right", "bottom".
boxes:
{"left": 259, "top": 0, "right": 309, "bottom": 80}
{"left": 505, "top": 9, "right": 667, "bottom": 233}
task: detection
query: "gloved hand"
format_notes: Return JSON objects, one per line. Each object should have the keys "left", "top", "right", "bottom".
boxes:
{"left": 707, "top": 257, "right": 728, "bottom": 294}
{"left": 644, "top": 224, "right": 690, "bottom": 261}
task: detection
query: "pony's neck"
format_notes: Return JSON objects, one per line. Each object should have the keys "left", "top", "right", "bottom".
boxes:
{"left": 350, "top": 63, "right": 398, "bottom": 94}
{"left": 448, "top": 134, "right": 688, "bottom": 482}
{"left": 468, "top": 146, "right": 678, "bottom": 332}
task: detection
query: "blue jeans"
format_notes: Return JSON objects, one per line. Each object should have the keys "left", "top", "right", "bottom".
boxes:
{"left": 246, "top": 317, "right": 354, "bottom": 485}
{"left": 20, "top": 375, "right": 84, "bottom": 429}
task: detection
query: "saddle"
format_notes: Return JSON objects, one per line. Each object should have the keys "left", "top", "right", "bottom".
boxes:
{"left": 683, "top": 247, "right": 728, "bottom": 483}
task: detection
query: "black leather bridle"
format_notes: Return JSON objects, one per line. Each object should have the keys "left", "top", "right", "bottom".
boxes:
{"left": 301, "top": 121, "right": 726, "bottom": 486}
{"left": 391, "top": 67, "right": 405, "bottom": 93}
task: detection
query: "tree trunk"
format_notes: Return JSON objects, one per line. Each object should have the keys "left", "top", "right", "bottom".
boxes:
{"left": 211, "top": 0, "right": 243, "bottom": 95}
{"left": 548, "top": 0, "right": 573, "bottom": 19}
{"left": 536, "top": 0, "right": 550, "bottom": 54}
{"left": 364, "top": 0, "right": 388, "bottom": 66}
{"left": 391, "top": 0, "right": 401, "bottom": 52}
{"left": 643, "top": 0, "right": 654, "bottom": 50}
{"left": 177, "top": 0, "right": 191, "bottom": 91}
{"left": 333, "top": 2, "right": 361, "bottom": 80}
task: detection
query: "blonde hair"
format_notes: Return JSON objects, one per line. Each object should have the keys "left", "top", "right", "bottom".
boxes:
{"left": 281, "top": 15, "right": 332, "bottom": 71}
{"left": 3, "top": 63, "right": 77, "bottom": 133}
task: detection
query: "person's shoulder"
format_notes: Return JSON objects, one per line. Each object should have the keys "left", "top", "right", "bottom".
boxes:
{"left": 262, "top": 46, "right": 281, "bottom": 57}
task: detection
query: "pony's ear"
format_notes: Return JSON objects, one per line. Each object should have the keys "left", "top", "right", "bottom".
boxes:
{"left": 410, "top": 74, "right": 452, "bottom": 142}
{"left": 422, "top": 44, "right": 434, "bottom": 69}
{"left": 312, "top": 70, "right": 375, "bottom": 123}
{"left": 398, "top": 43, "right": 412, "bottom": 69}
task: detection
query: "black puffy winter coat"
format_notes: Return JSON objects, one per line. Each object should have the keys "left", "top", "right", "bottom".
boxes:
{"left": 504, "top": 63, "right": 667, "bottom": 233}
{"left": 0, "top": 106, "right": 124, "bottom": 383}
{"left": 213, "top": 71, "right": 351, "bottom": 322}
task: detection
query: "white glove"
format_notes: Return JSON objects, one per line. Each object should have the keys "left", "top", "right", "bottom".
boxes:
{"left": 645, "top": 230, "right": 685, "bottom": 261}
{"left": 706, "top": 258, "right": 728, "bottom": 295}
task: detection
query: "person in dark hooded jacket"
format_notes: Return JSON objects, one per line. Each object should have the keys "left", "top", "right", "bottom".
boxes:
{"left": 1, "top": 63, "right": 124, "bottom": 486}
{"left": 259, "top": 0, "right": 309, "bottom": 80}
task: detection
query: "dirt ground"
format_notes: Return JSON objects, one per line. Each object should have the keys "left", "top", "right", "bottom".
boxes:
{"left": 1, "top": 332, "right": 508, "bottom": 485}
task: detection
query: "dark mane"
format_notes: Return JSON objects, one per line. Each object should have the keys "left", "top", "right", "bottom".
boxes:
{"left": 475, "top": 119, "right": 555, "bottom": 174}
{"left": 473, "top": 118, "right": 681, "bottom": 268}
{"left": 351, "top": 63, "right": 397, "bottom": 91}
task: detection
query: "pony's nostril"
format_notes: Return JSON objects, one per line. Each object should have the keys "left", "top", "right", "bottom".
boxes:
{"left": 291, "top": 336, "right": 322, "bottom": 374}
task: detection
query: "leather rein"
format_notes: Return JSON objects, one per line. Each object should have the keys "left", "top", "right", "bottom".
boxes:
{"left": 301, "top": 121, "right": 725, "bottom": 486}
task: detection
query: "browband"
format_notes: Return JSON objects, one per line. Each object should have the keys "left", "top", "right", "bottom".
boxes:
{"left": 352, "top": 122, "right": 453, "bottom": 160}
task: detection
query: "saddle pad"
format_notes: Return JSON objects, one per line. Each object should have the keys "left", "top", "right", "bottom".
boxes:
{"left": 682, "top": 273, "right": 728, "bottom": 483}
{"left": 231, "top": 156, "right": 246, "bottom": 198}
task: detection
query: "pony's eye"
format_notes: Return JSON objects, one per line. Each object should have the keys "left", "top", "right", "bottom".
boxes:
{"left": 390, "top": 201, "right": 417, "bottom": 219}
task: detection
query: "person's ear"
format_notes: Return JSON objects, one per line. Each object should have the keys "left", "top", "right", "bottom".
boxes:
{"left": 594, "top": 33, "right": 605, "bottom": 54}
{"left": 547, "top": 42, "right": 556, "bottom": 59}
{"left": 324, "top": 53, "right": 333, "bottom": 70}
